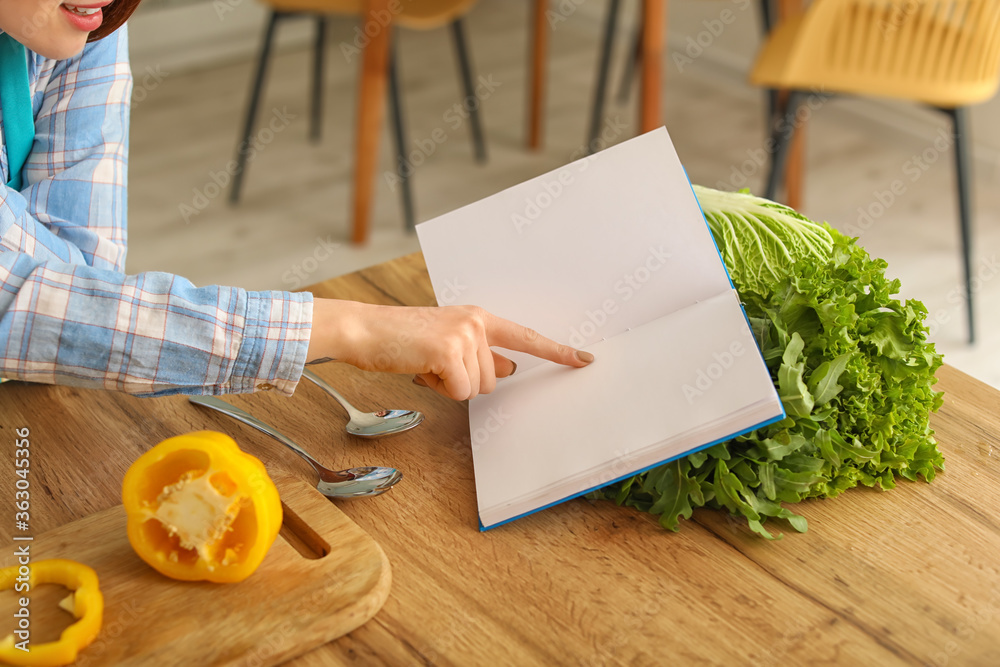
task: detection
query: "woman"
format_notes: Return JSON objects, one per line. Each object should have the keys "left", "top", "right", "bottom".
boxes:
{"left": 0, "top": 0, "right": 592, "bottom": 400}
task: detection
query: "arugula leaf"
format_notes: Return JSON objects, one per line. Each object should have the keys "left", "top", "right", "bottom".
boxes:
{"left": 808, "top": 353, "right": 853, "bottom": 405}
{"left": 646, "top": 460, "right": 698, "bottom": 531}
{"left": 588, "top": 187, "right": 945, "bottom": 539}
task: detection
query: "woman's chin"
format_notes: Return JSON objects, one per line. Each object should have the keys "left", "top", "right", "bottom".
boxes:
{"left": 26, "top": 33, "right": 89, "bottom": 61}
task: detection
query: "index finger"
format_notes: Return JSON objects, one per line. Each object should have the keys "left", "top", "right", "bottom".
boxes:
{"left": 484, "top": 313, "right": 594, "bottom": 368}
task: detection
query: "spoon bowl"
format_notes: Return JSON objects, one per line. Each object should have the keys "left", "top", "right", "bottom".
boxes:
{"left": 302, "top": 369, "right": 424, "bottom": 438}
{"left": 315, "top": 466, "right": 403, "bottom": 498}
{"left": 188, "top": 395, "right": 402, "bottom": 499}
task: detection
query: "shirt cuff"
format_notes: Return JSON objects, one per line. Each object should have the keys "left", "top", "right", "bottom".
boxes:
{"left": 230, "top": 290, "right": 313, "bottom": 396}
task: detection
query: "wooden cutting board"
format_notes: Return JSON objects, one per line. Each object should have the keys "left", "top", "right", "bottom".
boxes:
{"left": 0, "top": 473, "right": 391, "bottom": 666}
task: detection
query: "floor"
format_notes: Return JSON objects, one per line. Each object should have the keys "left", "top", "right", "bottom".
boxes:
{"left": 126, "top": 1, "right": 999, "bottom": 389}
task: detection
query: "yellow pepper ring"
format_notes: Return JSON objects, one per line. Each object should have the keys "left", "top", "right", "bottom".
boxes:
{"left": 0, "top": 558, "right": 103, "bottom": 667}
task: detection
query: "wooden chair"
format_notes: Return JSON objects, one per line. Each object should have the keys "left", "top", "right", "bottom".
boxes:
{"left": 751, "top": 0, "right": 1000, "bottom": 344}
{"left": 585, "top": 0, "right": 776, "bottom": 152}
{"left": 527, "top": 0, "right": 807, "bottom": 209}
{"left": 229, "top": 0, "right": 484, "bottom": 243}
{"left": 527, "top": 0, "right": 667, "bottom": 150}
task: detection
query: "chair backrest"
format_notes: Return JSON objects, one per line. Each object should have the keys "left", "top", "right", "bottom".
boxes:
{"left": 262, "top": 0, "right": 476, "bottom": 30}
{"left": 780, "top": 0, "right": 1000, "bottom": 106}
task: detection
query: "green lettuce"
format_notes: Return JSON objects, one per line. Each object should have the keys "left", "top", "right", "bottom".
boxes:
{"left": 590, "top": 187, "right": 945, "bottom": 539}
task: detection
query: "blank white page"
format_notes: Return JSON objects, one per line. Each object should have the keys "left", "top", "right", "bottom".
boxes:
{"left": 469, "top": 290, "right": 780, "bottom": 528}
{"left": 416, "top": 127, "right": 733, "bottom": 372}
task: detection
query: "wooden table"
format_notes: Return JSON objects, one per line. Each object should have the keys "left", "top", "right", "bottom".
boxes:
{"left": 2, "top": 252, "right": 999, "bottom": 665}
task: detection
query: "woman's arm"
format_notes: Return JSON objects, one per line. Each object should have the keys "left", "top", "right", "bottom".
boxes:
{"left": 0, "top": 252, "right": 311, "bottom": 396}
{"left": 0, "top": 254, "right": 592, "bottom": 398}
{"left": 1, "top": 27, "right": 129, "bottom": 270}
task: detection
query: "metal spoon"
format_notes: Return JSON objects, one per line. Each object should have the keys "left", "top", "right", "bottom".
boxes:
{"left": 188, "top": 395, "right": 402, "bottom": 499}
{"left": 302, "top": 369, "right": 424, "bottom": 438}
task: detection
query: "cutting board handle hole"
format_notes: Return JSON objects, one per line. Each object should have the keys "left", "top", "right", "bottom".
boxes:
{"left": 279, "top": 501, "right": 330, "bottom": 559}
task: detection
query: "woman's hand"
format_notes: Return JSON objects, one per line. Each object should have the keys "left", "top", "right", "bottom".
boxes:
{"left": 306, "top": 299, "right": 594, "bottom": 401}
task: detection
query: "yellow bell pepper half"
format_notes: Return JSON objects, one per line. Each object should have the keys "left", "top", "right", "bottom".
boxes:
{"left": 122, "top": 431, "right": 282, "bottom": 583}
{"left": 0, "top": 558, "right": 103, "bottom": 667}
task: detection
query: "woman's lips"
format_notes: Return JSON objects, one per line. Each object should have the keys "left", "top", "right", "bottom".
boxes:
{"left": 59, "top": 3, "right": 108, "bottom": 32}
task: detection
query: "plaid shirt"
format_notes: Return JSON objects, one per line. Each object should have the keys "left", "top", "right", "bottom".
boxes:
{"left": 0, "top": 27, "right": 312, "bottom": 396}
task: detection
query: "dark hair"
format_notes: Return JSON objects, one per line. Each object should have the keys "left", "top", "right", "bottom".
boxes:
{"left": 87, "top": 0, "right": 143, "bottom": 42}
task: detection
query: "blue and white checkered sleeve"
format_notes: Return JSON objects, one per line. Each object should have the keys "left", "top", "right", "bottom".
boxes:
{"left": 0, "top": 253, "right": 313, "bottom": 396}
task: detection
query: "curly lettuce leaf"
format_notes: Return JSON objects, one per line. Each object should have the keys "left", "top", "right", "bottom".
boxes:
{"left": 590, "top": 187, "right": 944, "bottom": 539}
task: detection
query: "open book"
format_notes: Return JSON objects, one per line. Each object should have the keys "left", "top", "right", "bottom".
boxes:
{"left": 416, "top": 128, "right": 784, "bottom": 530}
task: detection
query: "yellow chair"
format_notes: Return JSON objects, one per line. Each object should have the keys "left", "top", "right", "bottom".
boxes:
{"left": 751, "top": 0, "right": 1000, "bottom": 344}
{"left": 229, "top": 0, "right": 483, "bottom": 243}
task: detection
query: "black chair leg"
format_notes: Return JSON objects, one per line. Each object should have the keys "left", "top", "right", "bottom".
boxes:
{"left": 230, "top": 11, "right": 282, "bottom": 204}
{"left": 388, "top": 38, "right": 416, "bottom": 232}
{"left": 587, "top": 0, "right": 622, "bottom": 155}
{"left": 614, "top": 0, "right": 775, "bottom": 112}
{"left": 947, "top": 106, "right": 975, "bottom": 344}
{"left": 760, "top": 0, "right": 774, "bottom": 30}
{"left": 616, "top": 21, "right": 641, "bottom": 105}
{"left": 450, "top": 19, "right": 487, "bottom": 163}
{"left": 764, "top": 90, "right": 804, "bottom": 201}
{"left": 310, "top": 16, "right": 327, "bottom": 144}
{"left": 760, "top": 0, "right": 779, "bottom": 127}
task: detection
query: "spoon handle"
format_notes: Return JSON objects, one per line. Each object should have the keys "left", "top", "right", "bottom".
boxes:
{"left": 301, "top": 369, "right": 365, "bottom": 420}
{"left": 188, "top": 395, "right": 330, "bottom": 476}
